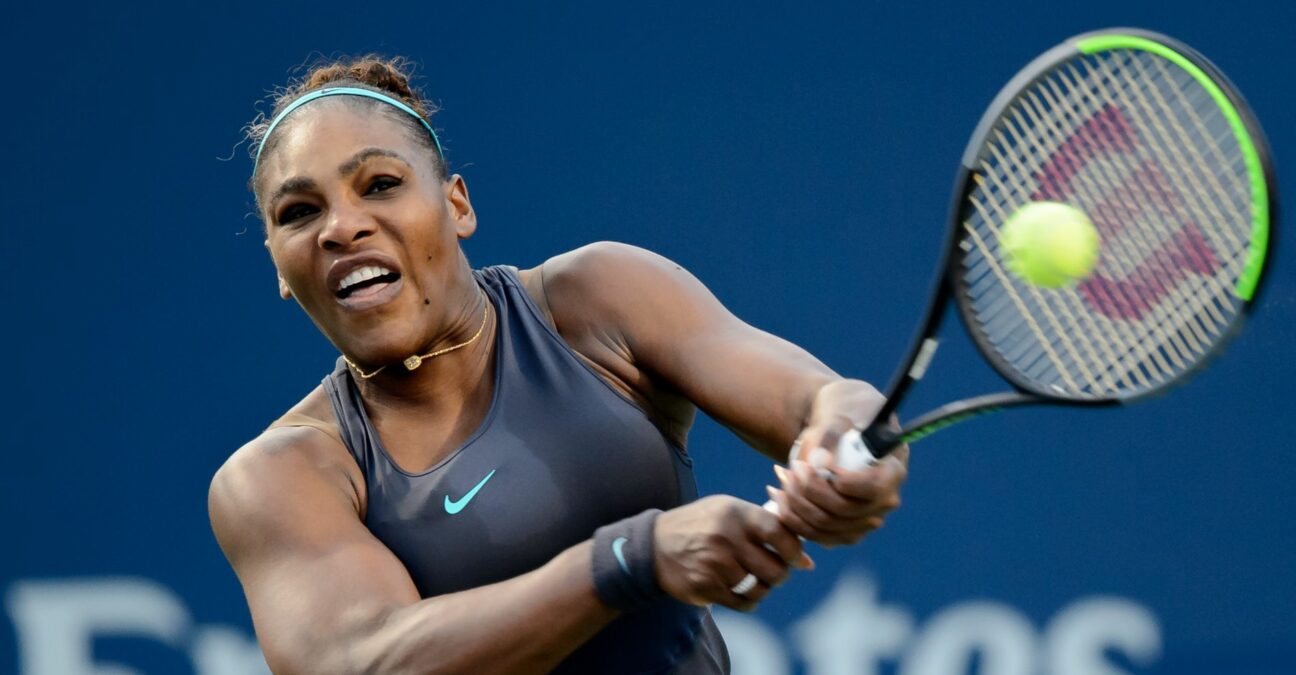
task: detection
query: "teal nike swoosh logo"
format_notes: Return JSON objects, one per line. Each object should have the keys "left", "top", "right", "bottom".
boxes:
{"left": 444, "top": 469, "right": 497, "bottom": 515}
{"left": 611, "top": 537, "right": 631, "bottom": 574}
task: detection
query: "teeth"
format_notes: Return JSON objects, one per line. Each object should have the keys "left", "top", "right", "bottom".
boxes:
{"left": 339, "top": 265, "right": 393, "bottom": 291}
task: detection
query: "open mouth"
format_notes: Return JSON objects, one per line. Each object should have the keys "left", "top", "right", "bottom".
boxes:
{"left": 336, "top": 265, "right": 402, "bottom": 300}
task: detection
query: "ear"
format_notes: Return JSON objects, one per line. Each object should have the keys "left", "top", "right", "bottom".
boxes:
{"left": 445, "top": 174, "right": 478, "bottom": 239}
{"left": 266, "top": 239, "right": 294, "bottom": 300}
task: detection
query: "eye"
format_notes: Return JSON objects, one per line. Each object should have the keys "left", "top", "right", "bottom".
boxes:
{"left": 277, "top": 202, "right": 319, "bottom": 224}
{"left": 366, "top": 176, "right": 402, "bottom": 195}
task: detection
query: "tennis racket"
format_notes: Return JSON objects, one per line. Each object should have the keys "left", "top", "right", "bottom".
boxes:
{"left": 788, "top": 27, "right": 1276, "bottom": 474}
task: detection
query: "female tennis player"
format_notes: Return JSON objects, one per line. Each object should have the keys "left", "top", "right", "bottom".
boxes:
{"left": 209, "top": 56, "right": 909, "bottom": 675}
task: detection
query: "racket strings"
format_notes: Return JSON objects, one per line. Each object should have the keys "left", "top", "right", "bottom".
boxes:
{"left": 969, "top": 172, "right": 1133, "bottom": 393}
{"left": 993, "top": 91, "right": 1176, "bottom": 386}
{"left": 1067, "top": 56, "right": 1243, "bottom": 362}
{"left": 1078, "top": 53, "right": 1248, "bottom": 265}
{"left": 990, "top": 69, "right": 1213, "bottom": 388}
{"left": 978, "top": 107, "right": 1180, "bottom": 391}
{"left": 1047, "top": 55, "right": 1240, "bottom": 382}
{"left": 1087, "top": 55, "right": 1247, "bottom": 267}
{"left": 1132, "top": 55, "right": 1251, "bottom": 224}
{"left": 1070, "top": 54, "right": 1247, "bottom": 330}
{"left": 1034, "top": 64, "right": 1229, "bottom": 366}
{"left": 965, "top": 160, "right": 1113, "bottom": 386}
{"left": 980, "top": 103, "right": 1175, "bottom": 390}
{"left": 1045, "top": 67, "right": 1235, "bottom": 292}
{"left": 959, "top": 47, "right": 1254, "bottom": 398}
{"left": 962, "top": 202, "right": 1105, "bottom": 392}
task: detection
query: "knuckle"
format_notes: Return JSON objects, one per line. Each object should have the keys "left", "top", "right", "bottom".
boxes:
{"left": 772, "top": 538, "right": 798, "bottom": 562}
{"left": 757, "top": 560, "right": 786, "bottom": 583}
{"left": 759, "top": 517, "right": 786, "bottom": 541}
{"left": 705, "top": 577, "right": 730, "bottom": 598}
{"left": 685, "top": 570, "right": 708, "bottom": 590}
{"left": 789, "top": 519, "right": 817, "bottom": 539}
{"left": 802, "top": 509, "right": 833, "bottom": 530}
{"left": 697, "top": 567, "right": 723, "bottom": 587}
{"left": 822, "top": 497, "right": 853, "bottom": 518}
{"left": 842, "top": 479, "right": 877, "bottom": 500}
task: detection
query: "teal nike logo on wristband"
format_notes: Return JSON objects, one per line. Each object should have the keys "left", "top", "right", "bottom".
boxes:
{"left": 444, "top": 469, "right": 497, "bottom": 515}
{"left": 612, "top": 537, "right": 631, "bottom": 574}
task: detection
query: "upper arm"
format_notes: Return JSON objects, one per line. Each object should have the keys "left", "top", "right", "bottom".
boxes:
{"left": 541, "top": 242, "right": 840, "bottom": 458}
{"left": 209, "top": 429, "right": 419, "bottom": 674}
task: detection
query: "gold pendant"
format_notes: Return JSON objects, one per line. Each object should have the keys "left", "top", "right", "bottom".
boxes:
{"left": 403, "top": 355, "right": 423, "bottom": 371}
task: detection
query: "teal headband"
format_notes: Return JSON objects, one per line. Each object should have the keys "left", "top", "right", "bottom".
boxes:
{"left": 253, "top": 86, "right": 445, "bottom": 172}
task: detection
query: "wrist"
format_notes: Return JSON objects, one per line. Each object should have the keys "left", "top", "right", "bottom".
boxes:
{"left": 809, "top": 379, "right": 883, "bottom": 430}
{"left": 590, "top": 509, "right": 664, "bottom": 612}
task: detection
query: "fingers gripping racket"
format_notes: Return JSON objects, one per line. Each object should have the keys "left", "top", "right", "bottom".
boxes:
{"left": 790, "top": 28, "right": 1276, "bottom": 474}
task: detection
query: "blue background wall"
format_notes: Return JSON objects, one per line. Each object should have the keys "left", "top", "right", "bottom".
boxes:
{"left": 3, "top": 1, "right": 1294, "bottom": 673}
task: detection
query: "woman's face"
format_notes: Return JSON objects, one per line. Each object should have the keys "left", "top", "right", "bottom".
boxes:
{"left": 257, "top": 102, "right": 477, "bottom": 366}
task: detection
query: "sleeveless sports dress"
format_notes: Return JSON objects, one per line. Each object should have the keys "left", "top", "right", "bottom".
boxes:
{"left": 310, "top": 266, "right": 728, "bottom": 674}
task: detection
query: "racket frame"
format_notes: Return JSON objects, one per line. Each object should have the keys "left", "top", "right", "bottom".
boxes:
{"left": 862, "top": 28, "right": 1276, "bottom": 455}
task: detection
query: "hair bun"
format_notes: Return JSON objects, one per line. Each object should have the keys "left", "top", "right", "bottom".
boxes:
{"left": 245, "top": 54, "right": 447, "bottom": 200}
{"left": 300, "top": 55, "right": 432, "bottom": 119}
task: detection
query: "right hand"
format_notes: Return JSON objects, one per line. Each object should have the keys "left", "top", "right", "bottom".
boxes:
{"left": 653, "top": 495, "right": 813, "bottom": 611}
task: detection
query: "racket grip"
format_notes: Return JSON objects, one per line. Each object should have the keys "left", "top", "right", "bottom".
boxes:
{"left": 763, "top": 429, "right": 880, "bottom": 516}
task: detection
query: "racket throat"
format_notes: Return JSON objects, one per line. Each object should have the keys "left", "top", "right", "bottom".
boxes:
{"left": 867, "top": 391, "right": 1057, "bottom": 453}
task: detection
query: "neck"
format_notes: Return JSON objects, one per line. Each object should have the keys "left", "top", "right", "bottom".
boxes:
{"left": 352, "top": 290, "right": 496, "bottom": 411}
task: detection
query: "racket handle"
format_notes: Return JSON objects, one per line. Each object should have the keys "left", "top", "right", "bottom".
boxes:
{"left": 763, "top": 429, "right": 880, "bottom": 516}
{"left": 823, "top": 428, "right": 881, "bottom": 471}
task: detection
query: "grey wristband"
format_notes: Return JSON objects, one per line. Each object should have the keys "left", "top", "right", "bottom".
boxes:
{"left": 590, "top": 509, "right": 665, "bottom": 612}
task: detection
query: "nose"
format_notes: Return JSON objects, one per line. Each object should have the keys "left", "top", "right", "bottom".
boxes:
{"left": 317, "top": 200, "right": 376, "bottom": 251}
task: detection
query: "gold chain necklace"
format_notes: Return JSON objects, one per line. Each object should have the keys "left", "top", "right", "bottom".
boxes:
{"left": 344, "top": 299, "right": 491, "bottom": 380}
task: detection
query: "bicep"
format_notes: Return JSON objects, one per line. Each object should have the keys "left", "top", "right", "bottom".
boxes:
{"left": 209, "top": 435, "right": 420, "bottom": 674}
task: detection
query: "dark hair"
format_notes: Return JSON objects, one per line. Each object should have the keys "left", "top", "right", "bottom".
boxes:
{"left": 246, "top": 55, "right": 446, "bottom": 199}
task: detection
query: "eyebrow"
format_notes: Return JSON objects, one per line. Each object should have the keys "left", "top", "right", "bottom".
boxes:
{"left": 267, "top": 148, "right": 409, "bottom": 211}
{"left": 267, "top": 176, "right": 319, "bottom": 210}
{"left": 337, "top": 147, "right": 407, "bottom": 178}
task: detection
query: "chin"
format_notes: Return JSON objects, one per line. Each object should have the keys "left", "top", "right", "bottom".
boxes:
{"left": 326, "top": 324, "right": 422, "bottom": 366}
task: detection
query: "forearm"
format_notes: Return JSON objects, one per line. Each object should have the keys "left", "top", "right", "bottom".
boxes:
{"left": 734, "top": 377, "right": 879, "bottom": 460}
{"left": 805, "top": 378, "right": 886, "bottom": 432}
{"left": 345, "top": 542, "right": 617, "bottom": 675}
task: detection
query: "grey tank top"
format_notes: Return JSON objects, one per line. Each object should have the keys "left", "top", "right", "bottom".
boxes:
{"left": 321, "top": 266, "right": 729, "bottom": 674}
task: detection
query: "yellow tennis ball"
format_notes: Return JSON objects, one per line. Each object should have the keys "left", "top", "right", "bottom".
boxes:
{"left": 1000, "top": 201, "right": 1100, "bottom": 288}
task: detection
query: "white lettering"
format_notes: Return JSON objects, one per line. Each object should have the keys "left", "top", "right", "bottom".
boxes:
{"left": 712, "top": 610, "right": 790, "bottom": 675}
{"left": 6, "top": 578, "right": 190, "bottom": 675}
{"left": 192, "top": 625, "right": 272, "bottom": 675}
{"left": 791, "top": 574, "right": 914, "bottom": 675}
{"left": 901, "top": 601, "right": 1037, "bottom": 675}
{"left": 1045, "top": 597, "right": 1161, "bottom": 675}
{"left": 5, "top": 574, "right": 1163, "bottom": 675}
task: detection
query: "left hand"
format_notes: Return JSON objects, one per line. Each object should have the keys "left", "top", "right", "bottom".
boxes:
{"left": 765, "top": 381, "right": 909, "bottom": 547}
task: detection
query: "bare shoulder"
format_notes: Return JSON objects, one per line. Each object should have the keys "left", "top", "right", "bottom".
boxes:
{"left": 210, "top": 425, "right": 354, "bottom": 507}
{"left": 516, "top": 243, "right": 706, "bottom": 441}
{"left": 539, "top": 241, "right": 694, "bottom": 297}
{"left": 208, "top": 416, "right": 363, "bottom": 562}
{"left": 523, "top": 242, "right": 719, "bottom": 333}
